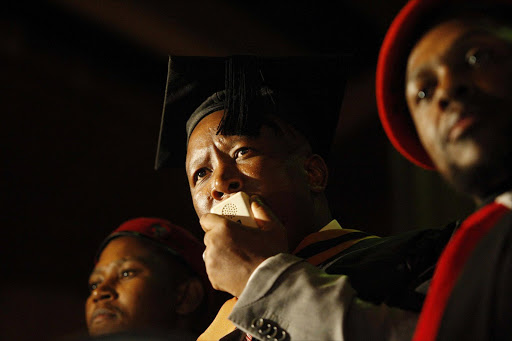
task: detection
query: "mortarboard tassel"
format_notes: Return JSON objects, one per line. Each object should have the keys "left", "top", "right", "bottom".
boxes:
{"left": 218, "top": 56, "right": 265, "bottom": 137}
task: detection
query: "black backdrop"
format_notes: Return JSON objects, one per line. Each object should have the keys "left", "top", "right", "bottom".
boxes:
{"left": 2, "top": 1, "right": 473, "bottom": 339}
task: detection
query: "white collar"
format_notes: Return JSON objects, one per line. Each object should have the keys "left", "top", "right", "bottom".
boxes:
{"left": 319, "top": 219, "right": 342, "bottom": 232}
{"left": 495, "top": 191, "right": 512, "bottom": 210}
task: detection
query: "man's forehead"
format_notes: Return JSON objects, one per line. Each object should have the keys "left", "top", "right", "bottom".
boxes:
{"left": 407, "top": 20, "right": 465, "bottom": 75}
{"left": 93, "top": 255, "right": 152, "bottom": 274}
{"left": 102, "top": 237, "right": 164, "bottom": 261}
{"left": 408, "top": 19, "right": 509, "bottom": 77}
{"left": 186, "top": 111, "right": 224, "bottom": 161}
{"left": 187, "top": 110, "right": 267, "bottom": 150}
{"left": 413, "top": 11, "right": 512, "bottom": 49}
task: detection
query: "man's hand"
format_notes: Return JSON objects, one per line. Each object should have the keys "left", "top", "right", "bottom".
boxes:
{"left": 201, "top": 195, "right": 288, "bottom": 297}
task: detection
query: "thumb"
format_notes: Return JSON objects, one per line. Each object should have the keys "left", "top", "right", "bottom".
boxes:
{"left": 250, "top": 195, "right": 281, "bottom": 231}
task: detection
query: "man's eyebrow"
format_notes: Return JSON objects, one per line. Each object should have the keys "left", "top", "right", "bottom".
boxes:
{"left": 91, "top": 256, "right": 154, "bottom": 275}
{"left": 448, "top": 28, "right": 497, "bottom": 51}
{"left": 116, "top": 255, "right": 155, "bottom": 266}
{"left": 186, "top": 147, "right": 209, "bottom": 174}
{"left": 407, "top": 64, "right": 433, "bottom": 83}
{"left": 90, "top": 268, "right": 103, "bottom": 276}
{"left": 129, "top": 255, "right": 155, "bottom": 265}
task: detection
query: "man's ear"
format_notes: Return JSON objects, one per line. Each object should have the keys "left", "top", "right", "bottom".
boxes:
{"left": 175, "top": 277, "right": 205, "bottom": 315}
{"left": 304, "top": 154, "right": 328, "bottom": 192}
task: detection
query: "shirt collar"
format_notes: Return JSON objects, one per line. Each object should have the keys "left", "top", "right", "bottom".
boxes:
{"left": 319, "top": 219, "right": 342, "bottom": 232}
{"left": 495, "top": 191, "right": 512, "bottom": 210}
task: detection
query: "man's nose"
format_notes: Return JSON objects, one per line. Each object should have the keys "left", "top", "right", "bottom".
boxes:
{"left": 436, "top": 64, "right": 474, "bottom": 111}
{"left": 211, "top": 164, "right": 243, "bottom": 201}
{"left": 92, "top": 281, "right": 118, "bottom": 303}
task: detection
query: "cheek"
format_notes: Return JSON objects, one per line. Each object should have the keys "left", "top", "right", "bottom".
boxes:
{"left": 411, "top": 110, "right": 439, "bottom": 152}
{"left": 134, "top": 281, "right": 175, "bottom": 321}
{"left": 255, "top": 161, "right": 309, "bottom": 204}
{"left": 118, "top": 283, "right": 155, "bottom": 320}
{"left": 478, "top": 60, "right": 512, "bottom": 98}
{"left": 243, "top": 164, "right": 271, "bottom": 186}
{"left": 85, "top": 297, "right": 93, "bottom": 321}
{"left": 191, "top": 188, "right": 211, "bottom": 218}
{"left": 117, "top": 282, "right": 146, "bottom": 314}
{"left": 247, "top": 158, "right": 295, "bottom": 185}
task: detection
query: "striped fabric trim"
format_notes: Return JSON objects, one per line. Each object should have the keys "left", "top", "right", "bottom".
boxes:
{"left": 197, "top": 297, "right": 238, "bottom": 341}
{"left": 293, "top": 229, "right": 377, "bottom": 261}
{"left": 306, "top": 235, "right": 380, "bottom": 267}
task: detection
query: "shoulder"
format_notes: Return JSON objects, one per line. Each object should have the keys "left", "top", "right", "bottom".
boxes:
{"left": 324, "top": 222, "right": 457, "bottom": 310}
{"left": 438, "top": 211, "right": 512, "bottom": 340}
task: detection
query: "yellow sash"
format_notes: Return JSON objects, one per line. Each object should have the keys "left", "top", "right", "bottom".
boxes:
{"left": 198, "top": 297, "right": 238, "bottom": 341}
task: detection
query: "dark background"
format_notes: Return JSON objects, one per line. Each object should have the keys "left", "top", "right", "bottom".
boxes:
{"left": 2, "top": 1, "right": 474, "bottom": 339}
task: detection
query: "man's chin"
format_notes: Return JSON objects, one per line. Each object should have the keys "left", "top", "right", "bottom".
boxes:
{"left": 446, "top": 153, "right": 512, "bottom": 201}
{"left": 447, "top": 136, "right": 485, "bottom": 164}
{"left": 89, "top": 322, "right": 127, "bottom": 338}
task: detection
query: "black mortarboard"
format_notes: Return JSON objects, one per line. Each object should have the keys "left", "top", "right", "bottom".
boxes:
{"left": 155, "top": 55, "right": 349, "bottom": 169}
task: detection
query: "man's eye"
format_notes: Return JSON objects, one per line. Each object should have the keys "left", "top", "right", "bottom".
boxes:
{"left": 89, "top": 281, "right": 99, "bottom": 291}
{"left": 234, "top": 147, "right": 251, "bottom": 159}
{"left": 197, "top": 169, "right": 207, "bottom": 178}
{"left": 416, "top": 87, "right": 432, "bottom": 103}
{"left": 194, "top": 168, "right": 210, "bottom": 182}
{"left": 121, "top": 270, "right": 137, "bottom": 279}
{"left": 466, "top": 47, "right": 492, "bottom": 67}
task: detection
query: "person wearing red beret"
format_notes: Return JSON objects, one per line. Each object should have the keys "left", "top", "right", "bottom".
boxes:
{"left": 85, "top": 217, "right": 215, "bottom": 339}
{"left": 377, "top": 0, "right": 512, "bottom": 339}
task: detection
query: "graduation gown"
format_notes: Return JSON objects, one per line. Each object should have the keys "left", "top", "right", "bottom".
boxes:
{"left": 199, "top": 221, "right": 456, "bottom": 341}
{"left": 437, "top": 199, "right": 512, "bottom": 340}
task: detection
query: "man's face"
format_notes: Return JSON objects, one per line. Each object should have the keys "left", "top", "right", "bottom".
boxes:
{"left": 85, "top": 237, "right": 178, "bottom": 337}
{"left": 186, "top": 110, "right": 317, "bottom": 249}
{"left": 406, "top": 17, "right": 512, "bottom": 198}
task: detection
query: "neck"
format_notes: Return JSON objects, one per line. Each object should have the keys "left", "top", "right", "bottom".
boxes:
{"left": 312, "top": 196, "right": 333, "bottom": 232}
{"left": 473, "top": 184, "right": 512, "bottom": 206}
{"left": 287, "top": 197, "right": 332, "bottom": 251}
{"left": 447, "top": 159, "right": 512, "bottom": 206}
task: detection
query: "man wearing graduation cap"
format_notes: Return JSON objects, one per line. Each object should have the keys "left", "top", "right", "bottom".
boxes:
{"left": 156, "top": 56, "right": 453, "bottom": 340}
{"left": 376, "top": 0, "right": 512, "bottom": 339}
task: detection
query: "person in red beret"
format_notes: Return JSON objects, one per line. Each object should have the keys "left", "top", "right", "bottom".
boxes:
{"left": 85, "top": 217, "right": 214, "bottom": 339}
{"left": 377, "top": 0, "right": 512, "bottom": 339}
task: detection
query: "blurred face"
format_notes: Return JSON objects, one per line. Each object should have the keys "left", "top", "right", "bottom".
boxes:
{"left": 406, "top": 17, "right": 512, "bottom": 199}
{"left": 186, "top": 110, "right": 317, "bottom": 249}
{"left": 85, "top": 237, "right": 178, "bottom": 337}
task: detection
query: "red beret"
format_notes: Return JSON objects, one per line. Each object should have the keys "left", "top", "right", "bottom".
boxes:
{"left": 96, "top": 217, "right": 208, "bottom": 288}
{"left": 376, "top": 0, "right": 511, "bottom": 169}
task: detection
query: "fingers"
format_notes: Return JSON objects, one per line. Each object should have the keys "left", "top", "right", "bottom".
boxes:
{"left": 201, "top": 213, "right": 235, "bottom": 251}
{"left": 200, "top": 196, "right": 288, "bottom": 296}
{"left": 250, "top": 195, "right": 280, "bottom": 230}
{"left": 200, "top": 213, "right": 225, "bottom": 233}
